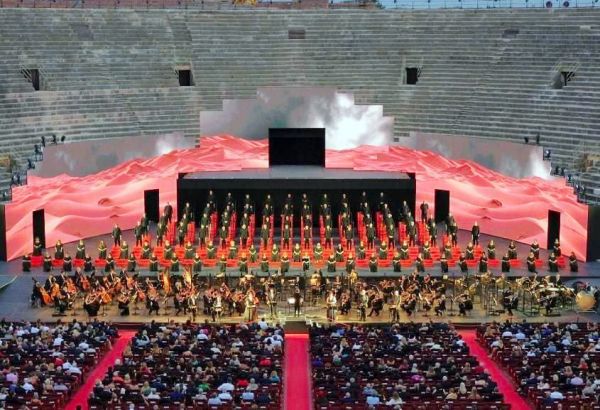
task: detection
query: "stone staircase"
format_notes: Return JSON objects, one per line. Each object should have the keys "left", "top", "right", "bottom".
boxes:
{"left": 0, "top": 8, "right": 599, "bottom": 202}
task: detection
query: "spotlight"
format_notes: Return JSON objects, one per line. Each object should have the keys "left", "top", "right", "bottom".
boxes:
{"left": 524, "top": 136, "right": 529, "bottom": 144}
{"left": 51, "top": 134, "right": 57, "bottom": 144}
{"left": 543, "top": 150, "right": 551, "bottom": 160}
{"left": 60, "top": 135, "right": 66, "bottom": 143}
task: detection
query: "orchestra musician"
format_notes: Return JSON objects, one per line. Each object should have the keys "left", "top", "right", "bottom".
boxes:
{"left": 244, "top": 288, "right": 259, "bottom": 322}
{"left": 146, "top": 281, "right": 160, "bottom": 316}
{"left": 326, "top": 290, "right": 337, "bottom": 322}
{"left": 84, "top": 292, "right": 101, "bottom": 317}
{"left": 390, "top": 290, "right": 401, "bottom": 322}
{"left": 117, "top": 290, "right": 130, "bottom": 316}
{"left": 359, "top": 289, "right": 368, "bottom": 321}
{"left": 368, "top": 287, "right": 384, "bottom": 317}
{"left": 434, "top": 294, "right": 446, "bottom": 316}
{"left": 266, "top": 285, "right": 277, "bottom": 318}
{"left": 211, "top": 291, "right": 222, "bottom": 322}
{"left": 457, "top": 293, "right": 473, "bottom": 316}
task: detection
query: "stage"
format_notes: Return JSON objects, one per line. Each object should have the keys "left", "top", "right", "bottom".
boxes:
{"left": 177, "top": 166, "right": 416, "bottom": 225}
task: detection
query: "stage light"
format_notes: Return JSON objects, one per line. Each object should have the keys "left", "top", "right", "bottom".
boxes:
{"left": 524, "top": 137, "right": 529, "bottom": 144}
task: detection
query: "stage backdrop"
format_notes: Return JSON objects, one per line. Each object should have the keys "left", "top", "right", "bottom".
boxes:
{"left": 4, "top": 135, "right": 588, "bottom": 261}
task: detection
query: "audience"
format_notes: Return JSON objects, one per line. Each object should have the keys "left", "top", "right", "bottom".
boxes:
{"left": 88, "top": 321, "right": 284, "bottom": 408}
{"left": 479, "top": 321, "right": 600, "bottom": 409}
{"left": 0, "top": 319, "right": 117, "bottom": 409}
{"left": 311, "top": 323, "right": 507, "bottom": 409}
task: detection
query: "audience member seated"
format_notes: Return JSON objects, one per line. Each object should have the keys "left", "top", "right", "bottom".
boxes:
{"left": 478, "top": 321, "right": 600, "bottom": 409}
{"left": 311, "top": 323, "right": 508, "bottom": 409}
{"left": 88, "top": 321, "right": 284, "bottom": 409}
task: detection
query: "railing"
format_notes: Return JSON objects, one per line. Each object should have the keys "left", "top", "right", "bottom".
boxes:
{"left": 332, "top": 0, "right": 599, "bottom": 8}
{"left": 2, "top": 0, "right": 598, "bottom": 8}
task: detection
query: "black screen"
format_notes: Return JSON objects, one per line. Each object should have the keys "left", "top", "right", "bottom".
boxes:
{"left": 268, "top": 128, "right": 325, "bottom": 166}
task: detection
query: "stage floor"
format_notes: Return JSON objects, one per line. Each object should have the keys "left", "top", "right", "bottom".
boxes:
{"left": 1, "top": 225, "right": 599, "bottom": 325}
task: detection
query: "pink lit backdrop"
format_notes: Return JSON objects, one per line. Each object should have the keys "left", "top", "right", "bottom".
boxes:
{"left": 4, "top": 136, "right": 588, "bottom": 261}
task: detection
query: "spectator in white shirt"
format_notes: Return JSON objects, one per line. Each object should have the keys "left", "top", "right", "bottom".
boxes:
{"left": 218, "top": 391, "right": 233, "bottom": 401}
{"left": 218, "top": 379, "right": 235, "bottom": 392}
{"left": 570, "top": 375, "right": 584, "bottom": 386}
{"left": 549, "top": 390, "right": 564, "bottom": 400}
{"left": 241, "top": 391, "right": 255, "bottom": 401}
{"left": 207, "top": 393, "right": 222, "bottom": 406}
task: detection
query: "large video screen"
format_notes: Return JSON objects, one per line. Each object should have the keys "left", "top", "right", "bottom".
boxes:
{"left": 268, "top": 128, "right": 325, "bottom": 166}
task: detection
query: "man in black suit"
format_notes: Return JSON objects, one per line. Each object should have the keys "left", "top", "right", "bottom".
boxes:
{"left": 420, "top": 201, "right": 429, "bottom": 222}
{"left": 471, "top": 221, "right": 480, "bottom": 246}
{"left": 112, "top": 224, "right": 122, "bottom": 247}
{"left": 164, "top": 202, "right": 173, "bottom": 224}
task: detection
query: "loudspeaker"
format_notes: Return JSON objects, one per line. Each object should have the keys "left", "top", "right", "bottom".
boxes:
{"left": 587, "top": 205, "right": 600, "bottom": 262}
{"left": 32, "top": 209, "right": 46, "bottom": 249}
{"left": 144, "top": 190, "right": 160, "bottom": 223}
{"left": 547, "top": 210, "right": 560, "bottom": 251}
{"left": 434, "top": 189, "right": 450, "bottom": 224}
{"left": 0, "top": 205, "right": 7, "bottom": 261}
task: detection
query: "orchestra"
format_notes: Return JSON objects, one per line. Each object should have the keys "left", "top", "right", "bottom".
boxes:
{"left": 25, "top": 192, "right": 586, "bottom": 327}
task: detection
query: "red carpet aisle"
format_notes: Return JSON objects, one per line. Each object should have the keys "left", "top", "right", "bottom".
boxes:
{"left": 65, "top": 330, "right": 136, "bottom": 410}
{"left": 459, "top": 330, "right": 532, "bottom": 410}
{"left": 284, "top": 334, "right": 312, "bottom": 410}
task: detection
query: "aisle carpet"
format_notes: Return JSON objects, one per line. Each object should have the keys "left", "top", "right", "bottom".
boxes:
{"left": 284, "top": 333, "right": 312, "bottom": 410}
{"left": 65, "top": 330, "right": 136, "bottom": 410}
{"left": 459, "top": 329, "right": 533, "bottom": 410}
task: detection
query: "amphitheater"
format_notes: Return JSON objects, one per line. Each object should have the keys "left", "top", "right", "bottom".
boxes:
{"left": 0, "top": 7, "right": 599, "bottom": 202}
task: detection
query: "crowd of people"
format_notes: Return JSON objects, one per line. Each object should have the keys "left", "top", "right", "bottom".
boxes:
{"left": 88, "top": 320, "right": 283, "bottom": 408}
{"left": 310, "top": 323, "right": 508, "bottom": 409}
{"left": 478, "top": 321, "right": 600, "bottom": 409}
{"left": 0, "top": 319, "right": 118, "bottom": 409}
